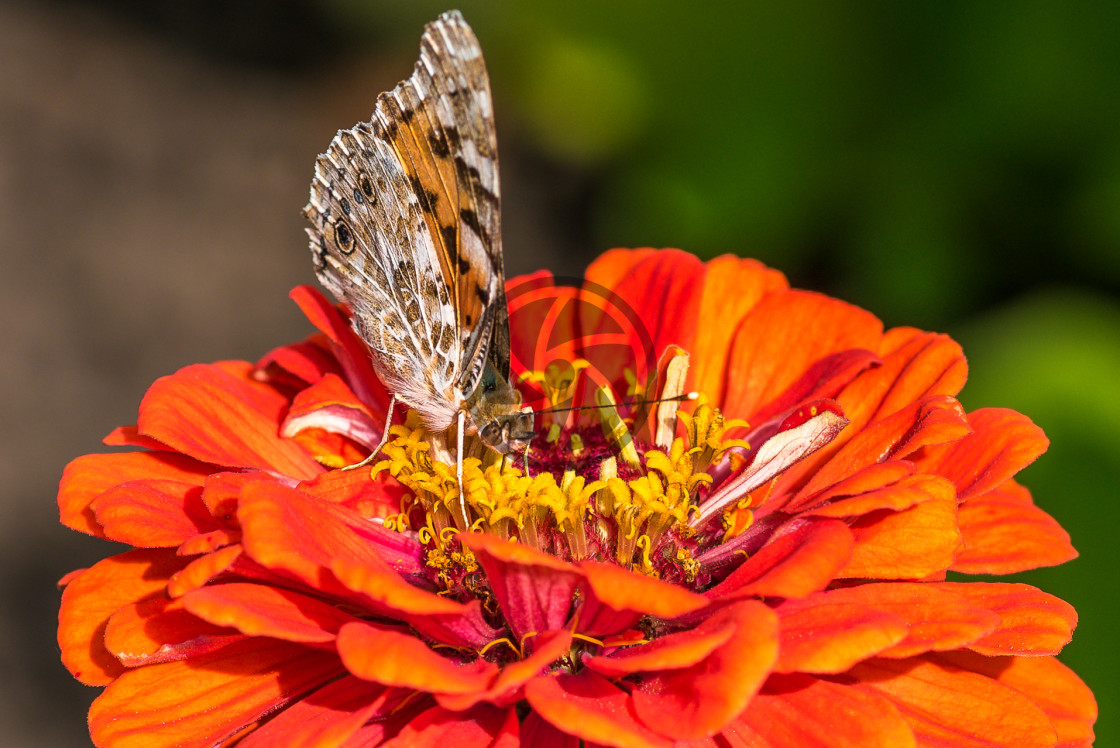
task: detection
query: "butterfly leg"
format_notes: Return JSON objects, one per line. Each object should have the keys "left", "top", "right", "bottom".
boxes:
{"left": 341, "top": 394, "right": 397, "bottom": 471}
{"left": 455, "top": 410, "right": 470, "bottom": 529}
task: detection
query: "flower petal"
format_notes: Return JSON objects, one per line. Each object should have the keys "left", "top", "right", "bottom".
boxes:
{"left": 256, "top": 336, "right": 340, "bottom": 388}
{"left": 935, "top": 651, "right": 1096, "bottom": 747}
{"left": 723, "top": 290, "right": 882, "bottom": 420}
{"left": 460, "top": 532, "right": 583, "bottom": 641}
{"left": 104, "top": 594, "right": 241, "bottom": 666}
{"left": 138, "top": 361, "right": 322, "bottom": 479}
{"left": 58, "top": 451, "right": 210, "bottom": 537}
{"left": 381, "top": 704, "right": 519, "bottom": 748}
{"left": 851, "top": 656, "right": 1057, "bottom": 747}
{"left": 183, "top": 583, "right": 362, "bottom": 643}
{"left": 953, "top": 481, "right": 1077, "bottom": 574}
{"left": 524, "top": 670, "right": 672, "bottom": 748}
{"left": 841, "top": 476, "right": 961, "bottom": 579}
{"left": 237, "top": 676, "right": 400, "bottom": 748}
{"left": 706, "top": 518, "right": 853, "bottom": 600}
{"left": 630, "top": 601, "right": 779, "bottom": 740}
{"left": 578, "top": 559, "right": 708, "bottom": 636}
{"left": 736, "top": 673, "right": 916, "bottom": 747}
{"left": 916, "top": 408, "right": 1049, "bottom": 502}
{"left": 584, "top": 617, "right": 736, "bottom": 678}
{"left": 932, "top": 582, "right": 1077, "bottom": 656}
{"left": 58, "top": 548, "right": 190, "bottom": 685}
{"left": 438, "top": 629, "right": 574, "bottom": 712}
{"left": 336, "top": 621, "right": 497, "bottom": 694}
{"left": 167, "top": 544, "right": 242, "bottom": 597}
{"left": 88, "top": 638, "right": 345, "bottom": 748}
{"left": 774, "top": 598, "right": 908, "bottom": 674}
{"left": 91, "top": 480, "right": 218, "bottom": 547}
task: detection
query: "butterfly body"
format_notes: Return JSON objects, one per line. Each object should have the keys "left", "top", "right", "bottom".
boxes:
{"left": 303, "top": 11, "right": 533, "bottom": 467}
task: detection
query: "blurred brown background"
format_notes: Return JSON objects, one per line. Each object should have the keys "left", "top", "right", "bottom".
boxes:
{"left": 4, "top": 1, "right": 1118, "bottom": 745}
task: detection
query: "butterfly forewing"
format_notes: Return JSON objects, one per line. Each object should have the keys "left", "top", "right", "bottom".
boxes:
{"left": 303, "top": 11, "right": 511, "bottom": 436}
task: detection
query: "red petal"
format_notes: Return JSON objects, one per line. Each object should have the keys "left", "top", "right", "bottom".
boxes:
{"left": 723, "top": 290, "right": 882, "bottom": 420}
{"left": 851, "top": 656, "right": 1056, "bottom": 747}
{"left": 932, "top": 582, "right": 1077, "bottom": 656}
{"left": 935, "top": 652, "right": 1096, "bottom": 747}
{"left": 58, "top": 548, "right": 190, "bottom": 685}
{"left": 282, "top": 372, "right": 382, "bottom": 445}
{"left": 578, "top": 559, "right": 708, "bottom": 636}
{"left": 103, "top": 425, "right": 174, "bottom": 450}
{"left": 138, "top": 361, "right": 321, "bottom": 479}
{"left": 708, "top": 519, "right": 853, "bottom": 600}
{"left": 736, "top": 673, "right": 916, "bottom": 747}
{"left": 841, "top": 477, "right": 961, "bottom": 579}
{"left": 237, "top": 676, "right": 397, "bottom": 748}
{"left": 460, "top": 532, "right": 583, "bottom": 641}
{"left": 104, "top": 595, "right": 241, "bottom": 666}
{"left": 521, "top": 711, "right": 582, "bottom": 747}
{"left": 336, "top": 621, "right": 496, "bottom": 693}
{"left": 690, "top": 255, "right": 788, "bottom": 406}
{"left": 774, "top": 597, "right": 907, "bottom": 673}
{"left": 88, "top": 638, "right": 345, "bottom": 748}
{"left": 524, "top": 670, "right": 672, "bottom": 748}
{"left": 630, "top": 601, "right": 779, "bottom": 740}
{"left": 91, "top": 480, "right": 218, "bottom": 547}
{"left": 381, "top": 704, "right": 518, "bottom": 748}
{"left": 184, "top": 583, "right": 362, "bottom": 643}
{"left": 953, "top": 481, "right": 1077, "bottom": 573}
{"left": 439, "top": 629, "right": 574, "bottom": 712}
{"left": 915, "top": 408, "right": 1049, "bottom": 502}
{"left": 256, "top": 336, "right": 341, "bottom": 387}
{"left": 58, "top": 451, "right": 210, "bottom": 537}
{"left": 750, "top": 348, "right": 880, "bottom": 426}
{"left": 801, "top": 473, "right": 950, "bottom": 520}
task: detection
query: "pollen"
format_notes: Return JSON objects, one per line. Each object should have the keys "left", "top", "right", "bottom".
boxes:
{"left": 365, "top": 354, "right": 751, "bottom": 595}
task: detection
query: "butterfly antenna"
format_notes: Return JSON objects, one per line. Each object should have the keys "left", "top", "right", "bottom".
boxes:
{"left": 538, "top": 391, "right": 698, "bottom": 416}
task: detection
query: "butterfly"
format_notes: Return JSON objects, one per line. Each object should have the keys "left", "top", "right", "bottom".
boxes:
{"left": 302, "top": 11, "right": 535, "bottom": 505}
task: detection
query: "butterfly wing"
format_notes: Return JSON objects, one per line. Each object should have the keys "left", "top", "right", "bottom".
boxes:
{"left": 303, "top": 11, "right": 508, "bottom": 430}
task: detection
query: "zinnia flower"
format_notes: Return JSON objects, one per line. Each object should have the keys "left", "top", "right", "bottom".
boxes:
{"left": 59, "top": 249, "right": 1096, "bottom": 746}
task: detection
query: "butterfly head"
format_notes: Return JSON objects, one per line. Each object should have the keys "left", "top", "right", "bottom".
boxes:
{"left": 466, "top": 364, "right": 536, "bottom": 454}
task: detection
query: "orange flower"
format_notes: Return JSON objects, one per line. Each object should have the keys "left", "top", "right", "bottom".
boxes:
{"left": 58, "top": 250, "right": 1095, "bottom": 747}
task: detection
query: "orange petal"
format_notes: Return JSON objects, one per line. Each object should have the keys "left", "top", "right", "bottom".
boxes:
{"left": 167, "top": 544, "right": 242, "bottom": 597}
{"left": 91, "top": 480, "right": 217, "bottom": 547}
{"left": 336, "top": 621, "right": 496, "bottom": 694}
{"left": 931, "top": 582, "right": 1077, "bottom": 656}
{"left": 584, "top": 616, "right": 736, "bottom": 678}
{"left": 58, "top": 451, "right": 210, "bottom": 537}
{"left": 459, "top": 532, "right": 583, "bottom": 641}
{"left": 630, "top": 601, "right": 779, "bottom": 740}
{"left": 237, "top": 676, "right": 397, "bottom": 748}
{"left": 736, "top": 673, "right": 916, "bottom": 747}
{"left": 289, "top": 285, "right": 389, "bottom": 409}
{"left": 774, "top": 598, "right": 907, "bottom": 673}
{"left": 104, "top": 594, "right": 241, "bottom": 666}
{"left": 282, "top": 372, "right": 381, "bottom": 441}
{"left": 750, "top": 349, "right": 880, "bottom": 426}
{"left": 723, "top": 290, "right": 882, "bottom": 420}
{"left": 381, "top": 704, "right": 518, "bottom": 748}
{"left": 800, "top": 472, "right": 949, "bottom": 520}
{"left": 300, "top": 467, "right": 409, "bottom": 518}
{"left": 438, "top": 629, "right": 574, "bottom": 712}
{"left": 255, "top": 336, "right": 340, "bottom": 388}
{"left": 935, "top": 651, "right": 1096, "bottom": 748}
{"left": 841, "top": 476, "right": 961, "bottom": 579}
{"left": 850, "top": 656, "right": 1056, "bottom": 747}
{"left": 916, "top": 408, "right": 1049, "bottom": 502}
{"left": 524, "top": 670, "right": 672, "bottom": 748}
{"left": 578, "top": 559, "right": 708, "bottom": 636}
{"left": 690, "top": 255, "right": 789, "bottom": 405}
{"left": 953, "top": 481, "right": 1077, "bottom": 574}
{"left": 88, "top": 638, "right": 345, "bottom": 748}
{"left": 801, "top": 583, "right": 999, "bottom": 659}
{"left": 800, "top": 395, "right": 970, "bottom": 497}
{"left": 838, "top": 329, "right": 968, "bottom": 435}
{"left": 708, "top": 518, "right": 853, "bottom": 600}
{"left": 58, "top": 548, "right": 190, "bottom": 685}
{"left": 184, "top": 583, "right": 362, "bottom": 643}
{"left": 138, "top": 361, "right": 322, "bottom": 479}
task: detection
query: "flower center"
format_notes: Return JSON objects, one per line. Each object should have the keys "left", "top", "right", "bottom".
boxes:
{"left": 369, "top": 351, "right": 753, "bottom": 598}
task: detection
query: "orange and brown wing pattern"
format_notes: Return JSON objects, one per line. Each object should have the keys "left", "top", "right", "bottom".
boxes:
{"left": 374, "top": 12, "right": 507, "bottom": 391}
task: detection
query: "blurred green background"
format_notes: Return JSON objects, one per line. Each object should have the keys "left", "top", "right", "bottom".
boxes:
{"left": 7, "top": 0, "right": 1115, "bottom": 744}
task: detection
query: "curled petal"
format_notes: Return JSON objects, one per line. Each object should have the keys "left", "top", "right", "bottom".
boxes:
{"left": 524, "top": 670, "right": 671, "bottom": 748}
